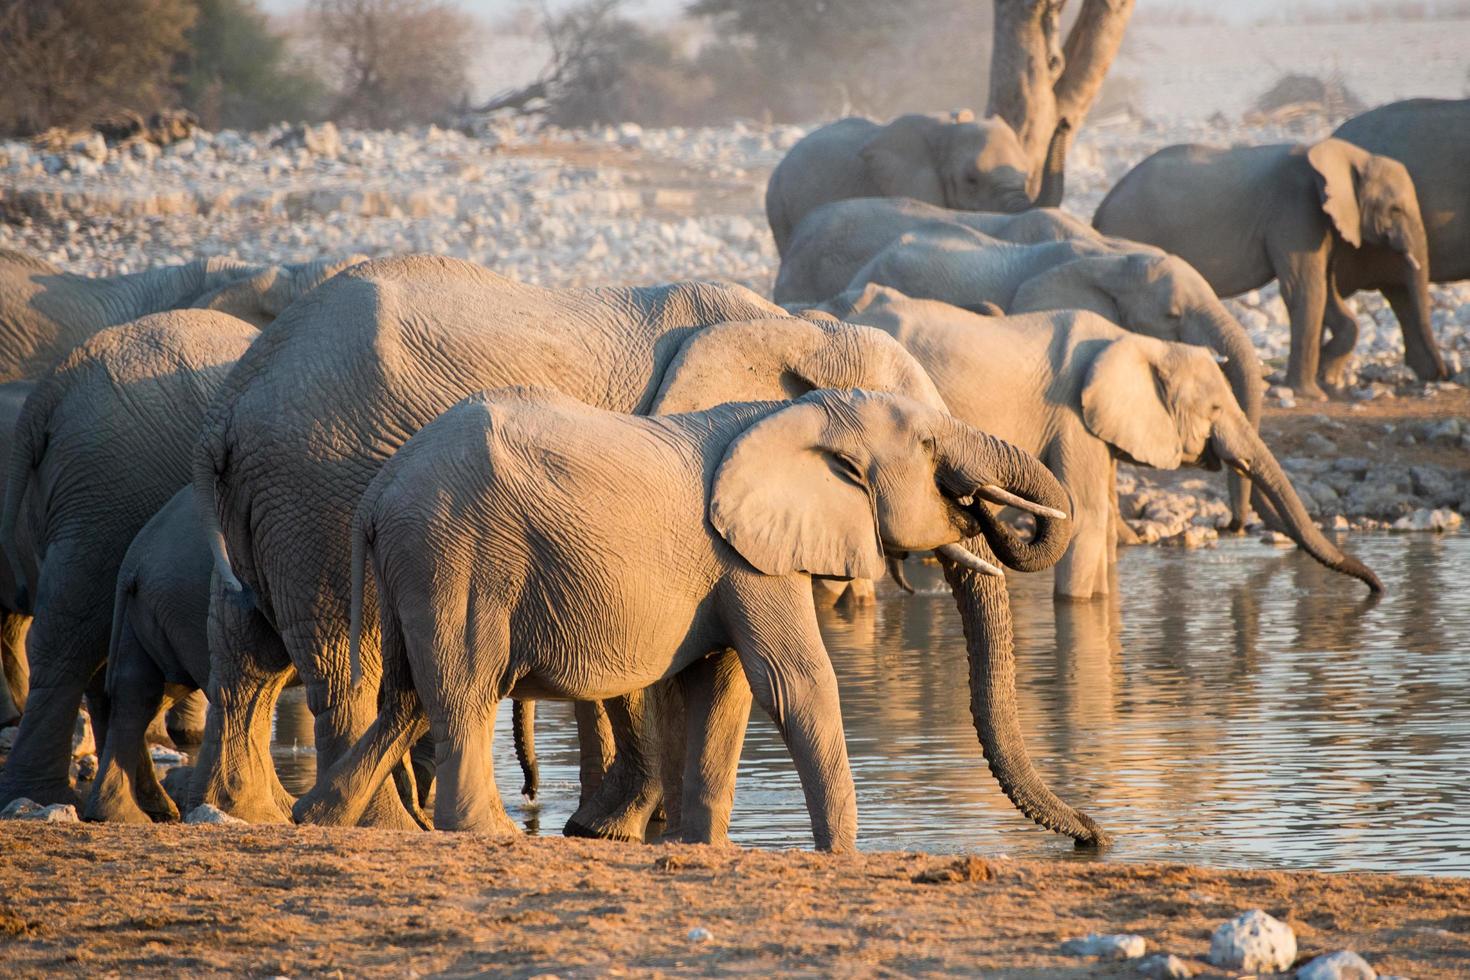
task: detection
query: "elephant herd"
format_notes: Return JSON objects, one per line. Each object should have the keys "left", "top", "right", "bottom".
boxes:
{"left": 0, "top": 96, "right": 1460, "bottom": 853}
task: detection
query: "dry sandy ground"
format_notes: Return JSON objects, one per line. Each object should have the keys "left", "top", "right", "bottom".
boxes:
{"left": 2, "top": 824, "right": 1468, "bottom": 978}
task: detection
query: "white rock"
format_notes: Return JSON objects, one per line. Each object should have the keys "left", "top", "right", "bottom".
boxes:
{"left": 1137, "top": 953, "right": 1194, "bottom": 978}
{"left": 688, "top": 926, "right": 713, "bottom": 943}
{"left": 149, "top": 745, "right": 189, "bottom": 765}
{"left": 1390, "top": 508, "right": 1463, "bottom": 532}
{"left": 1297, "top": 950, "right": 1375, "bottom": 980}
{"left": 1208, "top": 909, "right": 1297, "bottom": 973}
{"left": 1, "top": 798, "right": 80, "bottom": 822}
{"left": 184, "top": 803, "right": 247, "bottom": 825}
{"left": 1061, "top": 933, "right": 1148, "bottom": 959}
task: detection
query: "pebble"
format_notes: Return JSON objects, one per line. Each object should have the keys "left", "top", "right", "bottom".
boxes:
{"left": 1136, "top": 953, "right": 1194, "bottom": 978}
{"left": 1, "top": 798, "right": 81, "bottom": 822}
{"left": 1060, "top": 933, "right": 1147, "bottom": 959}
{"left": 687, "top": 926, "right": 713, "bottom": 943}
{"left": 148, "top": 745, "right": 189, "bottom": 766}
{"left": 1208, "top": 909, "right": 1297, "bottom": 974}
{"left": 183, "top": 803, "right": 247, "bottom": 825}
{"left": 1296, "top": 950, "right": 1376, "bottom": 980}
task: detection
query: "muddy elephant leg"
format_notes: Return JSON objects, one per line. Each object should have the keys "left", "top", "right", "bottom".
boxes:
{"left": 0, "top": 612, "right": 29, "bottom": 726}
{"left": 565, "top": 689, "right": 662, "bottom": 842}
{"left": 573, "top": 699, "right": 615, "bottom": 808}
{"left": 1319, "top": 286, "right": 1361, "bottom": 392}
{"left": 165, "top": 690, "right": 208, "bottom": 746}
{"left": 1278, "top": 255, "right": 1330, "bottom": 400}
{"left": 191, "top": 587, "right": 295, "bottom": 822}
{"left": 675, "top": 649, "right": 752, "bottom": 846}
{"left": 85, "top": 631, "right": 170, "bottom": 824}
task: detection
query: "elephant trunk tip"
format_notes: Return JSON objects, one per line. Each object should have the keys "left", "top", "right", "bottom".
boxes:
{"left": 1344, "top": 555, "right": 1385, "bottom": 595}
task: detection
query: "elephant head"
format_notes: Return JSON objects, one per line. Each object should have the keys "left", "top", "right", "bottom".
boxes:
{"left": 710, "top": 388, "right": 1107, "bottom": 845}
{"left": 192, "top": 255, "right": 368, "bottom": 327}
{"left": 861, "top": 113, "right": 1032, "bottom": 214}
{"left": 1081, "top": 334, "right": 1382, "bottom": 593}
{"left": 1307, "top": 137, "right": 1441, "bottom": 380}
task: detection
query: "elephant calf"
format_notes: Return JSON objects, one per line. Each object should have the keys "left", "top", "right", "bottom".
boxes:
{"left": 1094, "top": 139, "right": 1443, "bottom": 398}
{"left": 295, "top": 386, "right": 1095, "bottom": 852}
{"left": 825, "top": 285, "right": 1382, "bottom": 599}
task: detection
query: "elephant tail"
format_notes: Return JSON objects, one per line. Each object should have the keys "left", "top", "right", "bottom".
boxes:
{"left": 348, "top": 507, "right": 372, "bottom": 688}
{"left": 190, "top": 419, "right": 245, "bottom": 595}
{"left": 104, "top": 561, "right": 140, "bottom": 697}
{"left": 1, "top": 376, "right": 61, "bottom": 612}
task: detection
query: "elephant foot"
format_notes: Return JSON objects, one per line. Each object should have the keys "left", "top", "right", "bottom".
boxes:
{"left": 565, "top": 791, "right": 661, "bottom": 843}
{"left": 564, "top": 815, "right": 644, "bottom": 843}
{"left": 201, "top": 777, "right": 294, "bottom": 825}
{"left": 83, "top": 772, "right": 156, "bottom": 825}
{"left": 355, "top": 783, "right": 424, "bottom": 831}
{"left": 1115, "top": 520, "right": 1143, "bottom": 546}
{"left": 1289, "top": 380, "right": 1328, "bottom": 402}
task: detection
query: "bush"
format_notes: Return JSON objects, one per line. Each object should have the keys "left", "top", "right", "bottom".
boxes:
{"left": 181, "top": 0, "right": 330, "bottom": 130}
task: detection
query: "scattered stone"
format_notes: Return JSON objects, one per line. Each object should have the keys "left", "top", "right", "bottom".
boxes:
{"left": 912, "top": 856, "right": 994, "bottom": 884}
{"left": 1296, "top": 950, "right": 1376, "bottom": 980}
{"left": 1390, "top": 508, "right": 1463, "bottom": 532}
{"left": 687, "top": 926, "right": 713, "bottom": 943}
{"left": 75, "top": 753, "right": 98, "bottom": 781}
{"left": 1, "top": 798, "right": 80, "bottom": 822}
{"left": 270, "top": 121, "right": 342, "bottom": 159}
{"left": 1260, "top": 530, "right": 1294, "bottom": 546}
{"left": 1061, "top": 933, "right": 1147, "bottom": 960}
{"left": 183, "top": 803, "right": 247, "bottom": 826}
{"left": 1137, "top": 953, "right": 1194, "bottom": 978}
{"left": 149, "top": 745, "right": 189, "bottom": 766}
{"left": 1300, "top": 432, "right": 1336, "bottom": 454}
{"left": 1208, "top": 909, "right": 1297, "bottom": 974}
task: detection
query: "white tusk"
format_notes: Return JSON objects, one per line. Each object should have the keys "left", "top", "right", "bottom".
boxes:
{"left": 975, "top": 484, "right": 1069, "bottom": 520}
{"left": 1405, "top": 253, "right": 1422, "bottom": 272}
{"left": 935, "top": 543, "right": 1005, "bottom": 577}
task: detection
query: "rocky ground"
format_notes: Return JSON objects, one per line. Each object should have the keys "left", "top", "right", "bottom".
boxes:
{"left": 2, "top": 823, "right": 1467, "bottom": 978}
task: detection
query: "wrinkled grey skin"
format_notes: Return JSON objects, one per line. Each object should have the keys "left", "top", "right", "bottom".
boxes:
{"left": 766, "top": 114, "right": 1034, "bottom": 257}
{"left": 84, "top": 490, "right": 215, "bottom": 823}
{"left": 825, "top": 286, "right": 1381, "bottom": 599}
{"left": 1093, "top": 139, "right": 1441, "bottom": 399}
{"left": 0, "top": 311, "right": 257, "bottom": 810}
{"left": 1334, "top": 98, "right": 1470, "bottom": 283}
{"left": 192, "top": 256, "right": 942, "bottom": 830}
{"left": 0, "top": 250, "right": 361, "bottom": 383}
{"left": 295, "top": 387, "right": 1093, "bottom": 852}
{"left": 0, "top": 381, "right": 37, "bottom": 727}
{"left": 843, "top": 222, "right": 1264, "bottom": 531}
{"left": 774, "top": 197, "right": 1098, "bottom": 306}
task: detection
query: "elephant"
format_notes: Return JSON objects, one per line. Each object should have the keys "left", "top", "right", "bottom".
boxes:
{"left": 1092, "top": 139, "right": 1443, "bottom": 399}
{"left": 822, "top": 285, "right": 1382, "bottom": 600}
{"left": 84, "top": 490, "right": 215, "bottom": 824}
{"left": 0, "top": 381, "right": 37, "bottom": 729}
{"left": 1333, "top": 98, "right": 1470, "bottom": 284}
{"left": 0, "top": 310, "right": 258, "bottom": 810}
{"left": 773, "top": 197, "right": 1099, "bottom": 306}
{"left": 842, "top": 221, "right": 1265, "bottom": 531}
{"left": 292, "top": 385, "right": 1096, "bottom": 852}
{"left": 0, "top": 250, "right": 362, "bottom": 382}
{"left": 192, "top": 255, "right": 1101, "bottom": 849}
{"left": 765, "top": 112, "right": 1044, "bottom": 258}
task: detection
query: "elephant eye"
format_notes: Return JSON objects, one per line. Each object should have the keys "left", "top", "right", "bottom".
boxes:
{"left": 921, "top": 435, "right": 937, "bottom": 456}
{"left": 965, "top": 173, "right": 981, "bottom": 186}
{"left": 829, "top": 452, "right": 867, "bottom": 487}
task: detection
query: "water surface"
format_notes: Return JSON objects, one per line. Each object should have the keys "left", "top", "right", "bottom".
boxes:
{"left": 271, "top": 532, "right": 1470, "bottom": 875}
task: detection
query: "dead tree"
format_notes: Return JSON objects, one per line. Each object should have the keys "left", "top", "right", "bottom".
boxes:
{"left": 987, "top": 0, "right": 1134, "bottom": 207}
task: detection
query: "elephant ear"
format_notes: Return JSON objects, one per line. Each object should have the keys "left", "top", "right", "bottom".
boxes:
{"left": 860, "top": 116, "right": 945, "bottom": 203}
{"left": 711, "top": 398, "right": 885, "bottom": 579}
{"left": 1307, "top": 140, "right": 1364, "bottom": 248}
{"left": 1080, "top": 335, "right": 1184, "bottom": 470}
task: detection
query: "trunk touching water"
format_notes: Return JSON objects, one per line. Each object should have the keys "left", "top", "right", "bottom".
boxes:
{"left": 1215, "top": 416, "right": 1383, "bottom": 593}
{"left": 938, "top": 420, "right": 1110, "bottom": 847}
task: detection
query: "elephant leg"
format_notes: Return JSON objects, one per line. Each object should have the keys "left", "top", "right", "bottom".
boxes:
{"left": 725, "top": 576, "right": 855, "bottom": 853}
{"left": 573, "top": 699, "right": 615, "bottom": 808}
{"left": 675, "top": 649, "right": 752, "bottom": 846}
{"left": 409, "top": 734, "right": 435, "bottom": 808}
{"left": 165, "top": 689, "right": 208, "bottom": 746}
{"left": 0, "top": 612, "right": 30, "bottom": 726}
{"left": 1277, "top": 256, "right": 1330, "bottom": 400}
{"left": 1051, "top": 446, "right": 1113, "bottom": 600}
{"left": 837, "top": 578, "right": 876, "bottom": 609}
{"left": 1320, "top": 286, "right": 1360, "bottom": 392}
{"left": 565, "top": 689, "right": 663, "bottom": 842}
{"left": 84, "top": 630, "right": 168, "bottom": 824}
{"left": 191, "top": 589, "right": 295, "bottom": 823}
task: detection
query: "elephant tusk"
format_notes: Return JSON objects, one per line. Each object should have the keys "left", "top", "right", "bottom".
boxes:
{"left": 975, "top": 484, "right": 1069, "bottom": 520}
{"left": 887, "top": 554, "right": 915, "bottom": 594}
{"left": 1405, "top": 253, "right": 1422, "bottom": 272}
{"left": 935, "top": 542, "right": 1005, "bottom": 577}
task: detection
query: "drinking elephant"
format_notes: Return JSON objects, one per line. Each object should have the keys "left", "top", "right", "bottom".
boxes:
{"left": 843, "top": 222, "right": 1264, "bottom": 530}
{"left": 1333, "top": 98, "right": 1470, "bottom": 284}
{"left": 293, "top": 386, "right": 1097, "bottom": 852}
{"left": 773, "top": 197, "right": 1099, "bottom": 306}
{"left": 1092, "top": 139, "right": 1442, "bottom": 398}
{"left": 0, "top": 311, "right": 257, "bottom": 810}
{"left": 823, "top": 285, "right": 1382, "bottom": 600}
{"left": 765, "top": 112, "right": 1045, "bottom": 257}
{"left": 0, "top": 250, "right": 361, "bottom": 382}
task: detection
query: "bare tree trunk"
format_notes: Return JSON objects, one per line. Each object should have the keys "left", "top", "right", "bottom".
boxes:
{"left": 987, "top": 0, "right": 1134, "bottom": 204}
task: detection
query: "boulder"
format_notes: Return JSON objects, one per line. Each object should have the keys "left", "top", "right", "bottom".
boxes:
{"left": 1, "top": 798, "right": 80, "bottom": 822}
{"left": 1296, "top": 950, "right": 1375, "bottom": 980}
{"left": 1061, "top": 933, "right": 1148, "bottom": 960}
{"left": 1208, "top": 910, "right": 1297, "bottom": 974}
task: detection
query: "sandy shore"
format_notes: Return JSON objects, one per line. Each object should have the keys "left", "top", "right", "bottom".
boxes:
{"left": 1, "top": 824, "right": 1467, "bottom": 977}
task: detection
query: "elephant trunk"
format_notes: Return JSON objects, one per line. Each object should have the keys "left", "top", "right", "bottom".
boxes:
{"left": 1396, "top": 239, "right": 1446, "bottom": 382}
{"left": 1183, "top": 304, "right": 1265, "bottom": 530}
{"left": 0, "top": 376, "right": 59, "bottom": 611}
{"left": 1213, "top": 415, "right": 1383, "bottom": 592}
{"left": 939, "top": 418, "right": 1073, "bottom": 572}
{"left": 941, "top": 541, "right": 1111, "bottom": 847}
{"left": 1032, "top": 120, "right": 1071, "bottom": 209}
